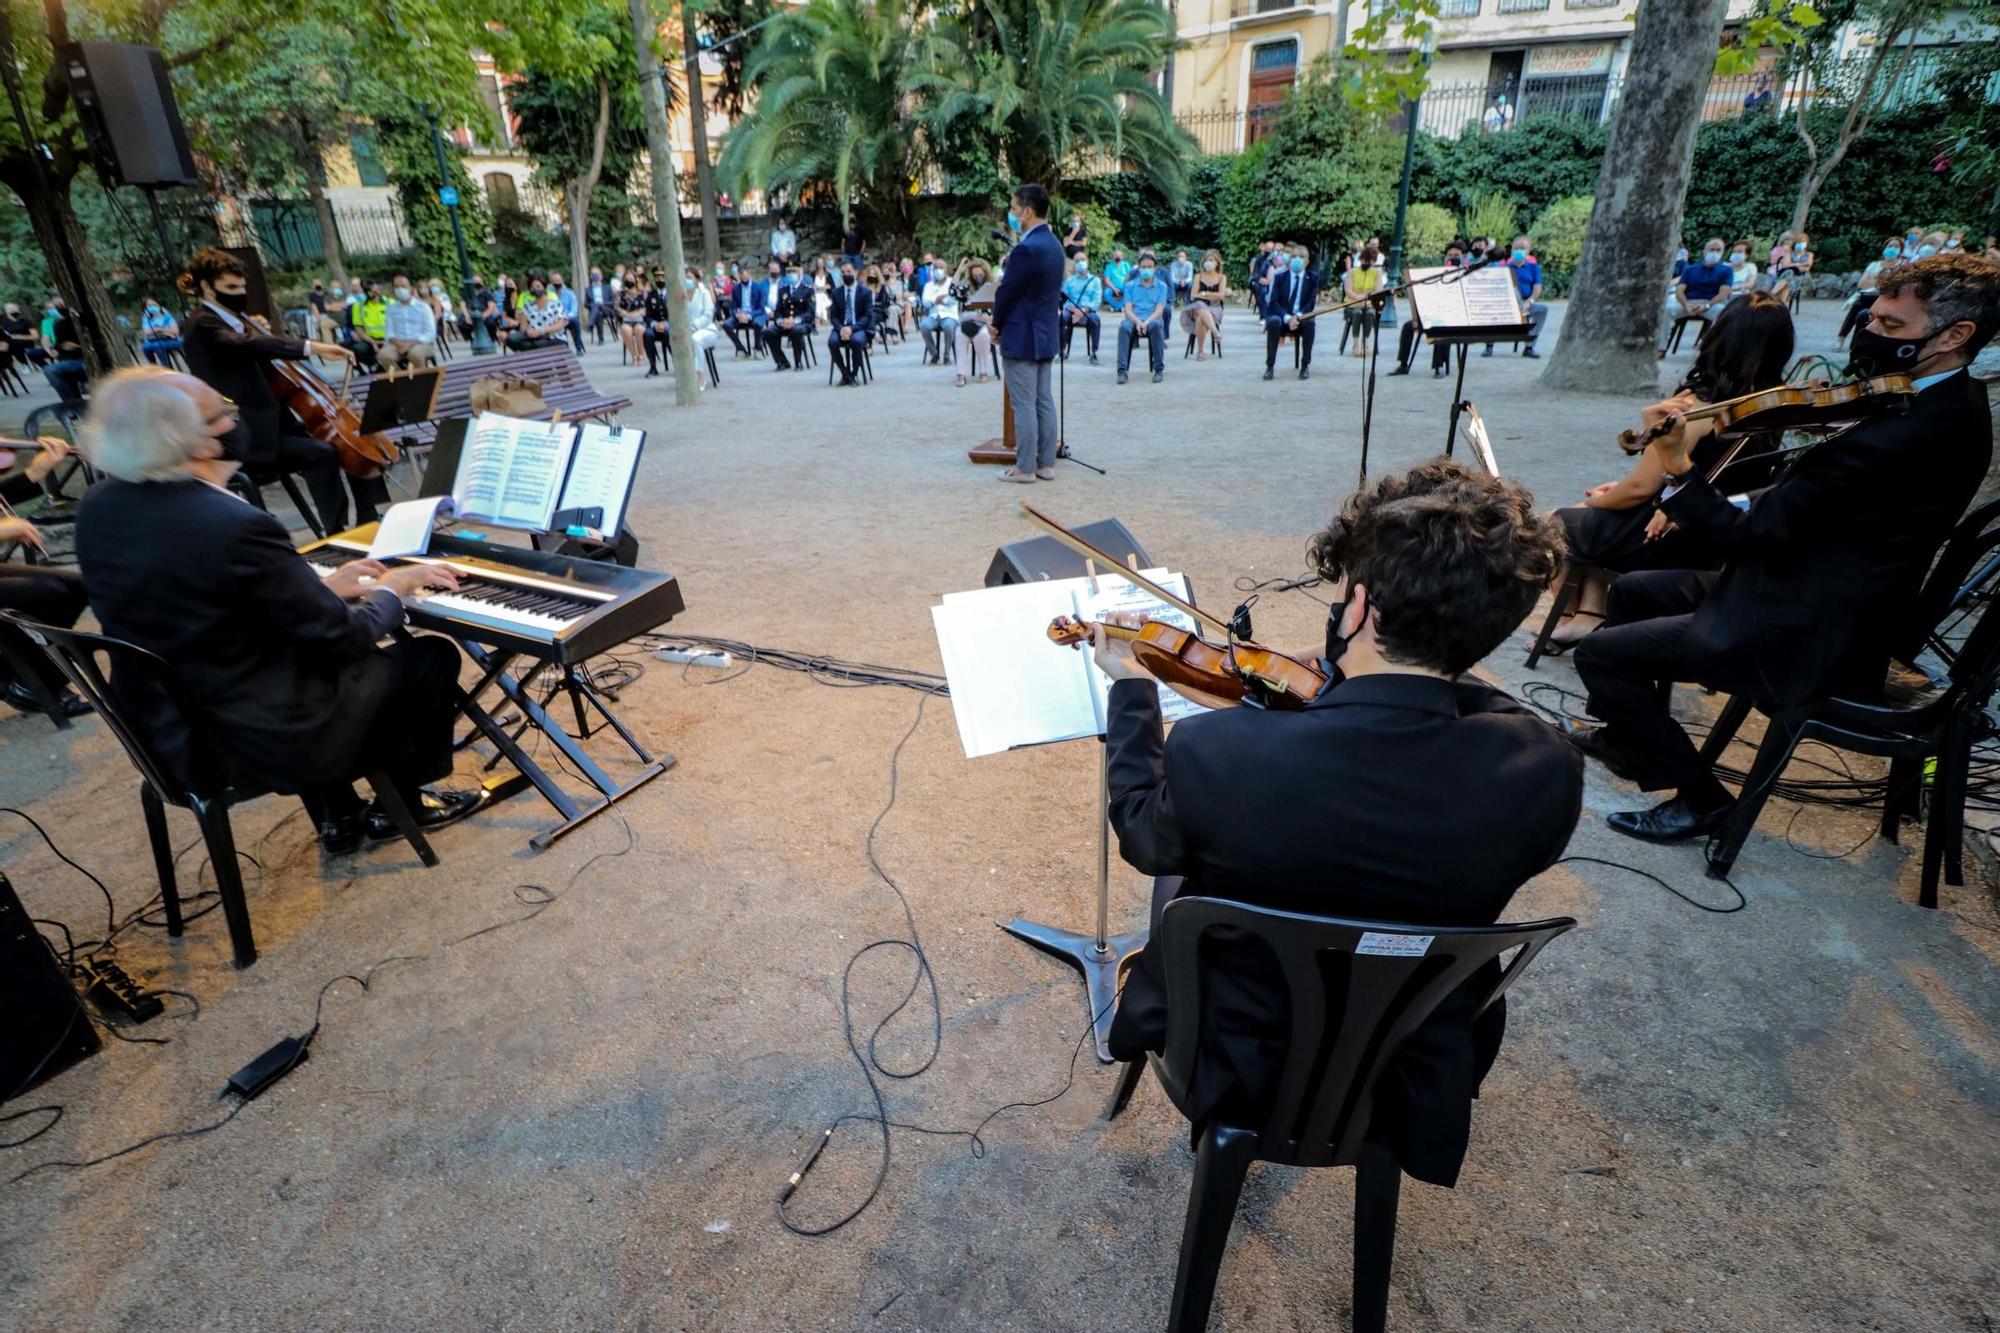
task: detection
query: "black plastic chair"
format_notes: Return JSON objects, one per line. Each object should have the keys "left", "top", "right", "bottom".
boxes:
{"left": 1697, "top": 536, "right": 2000, "bottom": 902}
{"left": 1666, "top": 312, "right": 1709, "bottom": 354}
{"left": 3, "top": 614, "right": 438, "bottom": 968}
{"left": 1105, "top": 897, "right": 1575, "bottom": 1333}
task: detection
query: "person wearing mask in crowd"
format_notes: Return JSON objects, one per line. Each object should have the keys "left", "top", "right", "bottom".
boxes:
{"left": 769, "top": 214, "right": 798, "bottom": 265}
{"left": 1060, "top": 255, "right": 1102, "bottom": 365}
{"left": 1838, "top": 238, "right": 1903, "bottom": 348}
{"left": 1725, "top": 239, "right": 1759, "bottom": 295}
{"left": 345, "top": 279, "right": 387, "bottom": 371}
{"left": 381, "top": 275, "right": 438, "bottom": 368}
{"left": 921, "top": 263, "right": 962, "bottom": 370}
{"left": 1342, "top": 240, "right": 1385, "bottom": 357}
{"left": 840, "top": 217, "right": 865, "bottom": 268}
{"left": 40, "top": 297, "right": 87, "bottom": 404}
{"left": 1180, "top": 249, "right": 1228, "bottom": 359}
{"left": 613, "top": 279, "right": 645, "bottom": 364}
{"left": 826, "top": 258, "right": 874, "bottom": 387}
{"left": 1945, "top": 230, "right": 1965, "bottom": 253}
{"left": 1770, "top": 233, "right": 1813, "bottom": 303}
{"left": 682, "top": 265, "right": 719, "bottom": 385}
{"left": 423, "top": 280, "right": 454, "bottom": 348}
{"left": 1102, "top": 248, "right": 1133, "bottom": 309}
{"left": 510, "top": 277, "right": 568, "bottom": 351}
{"left": 1246, "top": 240, "right": 1276, "bottom": 319}
{"left": 1483, "top": 234, "right": 1547, "bottom": 358}
{"left": 954, "top": 258, "right": 995, "bottom": 383}
{"left": 3, "top": 303, "right": 45, "bottom": 367}
{"left": 1658, "top": 237, "right": 1733, "bottom": 356}
{"left": 1482, "top": 92, "right": 1514, "bottom": 132}
{"left": 1062, "top": 216, "right": 1089, "bottom": 260}
{"left": 140, "top": 298, "right": 182, "bottom": 366}
{"left": 1391, "top": 239, "right": 1468, "bottom": 378}
{"left": 1168, "top": 249, "right": 1195, "bottom": 307}
{"left": 1116, "top": 249, "right": 1172, "bottom": 385}
{"left": 863, "top": 264, "right": 898, "bottom": 345}
{"left": 1670, "top": 245, "right": 1691, "bottom": 282}
{"left": 549, "top": 272, "right": 582, "bottom": 353}
{"left": 1263, "top": 245, "right": 1320, "bottom": 381}
{"left": 641, "top": 269, "right": 675, "bottom": 377}
{"left": 587, "top": 268, "right": 615, "bottom": 345}
{"left": 736, "top": 258, "right": 780, "bottom": 361}
{"left": 991, "top": 182, "right": 1063, "bottom": 481}
{"left": 709, "top": 263, "right": 740, "bottom": 353}
{"left": 767, "top": 261, "right": 816, "bottom": 370}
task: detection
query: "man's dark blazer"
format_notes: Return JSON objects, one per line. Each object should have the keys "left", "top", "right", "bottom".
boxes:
{"left": 181, "top": 304, "right": 311, "bottom": 467}
{"left": 744, "top": 278, "right": 780, "bottom": 328}
{"left": 1659, "top": 368, "right": 1992, "bottom": 705}
{"left": 827, "top": 282, "right": 874, "bottom": 339}
{"left": 774, "top": 278, "right": 816, "bottom": 333}
{"left": 75, "top": 477, "right": 403, "bottom": 794}
{"left": 1262, "top": 269, "right": 1321, "bottom": 326}
{"left": 1103, "top": 672, "right": 1582, "bottom": 1187}
{"left": 992, "top": 222, "right": 1063, "bottom": 362}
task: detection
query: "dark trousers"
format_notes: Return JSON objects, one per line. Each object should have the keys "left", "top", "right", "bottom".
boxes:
{"left": 0, "top": 562, "right": 87, "bottom": 694}
{"left": 566, "top": 317, "right": 585, "bottom": 353}
{"left": 1572, "top": 569, "right": 1732, "bottom": 806}
{"left": 644, "top": 327, "right": 673, "bottom": 372}
{"left": 1838, "top": 293, "right": 1878, "bottom": 341}
{"left": 1061, "top": 312, "right": 1100, "bottom": 359}
{"left": 1264, "top": 315, "right": 1316, "bottom": 368}
{"left": 1396, "top": 320, "right": 1450, "bottom": 372}
{"left": 828, "top": 332, "right": 864, "bottom": 382}
{"left": 300, "top": 634, "right": 462, "bottom": 823}
{"left": 43, "top": 359, "right": 87, "bottom": 404}
{"left": 506, "top": 332, "right": 560, "bottom": 352}
{"left": 723, "top": 317, "right": 755, "bottom": 355}
{"left": 762, "top": 324, "right": 804, "bottom": 369}
{"left": 254, "top": 434, "right": 358, "bottom": 532}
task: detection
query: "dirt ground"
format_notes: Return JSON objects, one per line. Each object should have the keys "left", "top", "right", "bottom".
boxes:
{"left": 3, "top": 300, "right": 1999, "bottom": 1332}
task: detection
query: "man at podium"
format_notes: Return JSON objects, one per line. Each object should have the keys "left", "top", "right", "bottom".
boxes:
{"left": 991, "top": 183, "right": 1064, "bottom": 483}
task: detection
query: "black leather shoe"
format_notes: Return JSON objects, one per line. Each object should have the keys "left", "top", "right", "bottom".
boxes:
{"left": 319, "top": 811, "right": 366, "bottom": 857}
{"left": 367, "top": 787, "right": 484, "bottom": 842}
{"left": 2, "top": 680, "right": 92, "bottom": 719}
{"left": 1559, "top": 719, "right": 1641, "bottom": 782}
{"left": 1298, "top": 366, "right": 1310, "bottom": 380}
{"left": 1387, "top": 366, "right": 1410, "bottom": 376}
{"left": 1607, "top": 795, "right": 1731, "bottom": 844}
{"left": 1261, "top": 367, "right": 1274, "bottom": 381}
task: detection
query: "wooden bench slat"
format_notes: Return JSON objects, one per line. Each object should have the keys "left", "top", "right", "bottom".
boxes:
{"left": 347, "top": 345, "right": 630, "bottom": 444}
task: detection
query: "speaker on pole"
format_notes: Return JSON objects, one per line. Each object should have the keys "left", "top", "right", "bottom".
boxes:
{"left": 985, "top": 518, "right": 1151, "bottom": 586}
{"left": 59, "top": 42, "right": 199, "bottom": 189}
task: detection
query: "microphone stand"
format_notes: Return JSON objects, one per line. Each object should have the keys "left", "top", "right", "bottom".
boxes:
{"left": 1056, "top": 295, "right": 1105, "bottom": 475}
{"left": 1349, "top": 258, "right": 1493, "bottom": 485}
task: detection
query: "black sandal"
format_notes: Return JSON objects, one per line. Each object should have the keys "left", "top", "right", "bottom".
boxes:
{"left": 1542, "top": 609, "right": 1605, "bottom": 656}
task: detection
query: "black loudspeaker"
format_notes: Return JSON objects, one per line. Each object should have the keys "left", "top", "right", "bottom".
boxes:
{"left": 1, "top": 871, "right": 100, "bottom": 1102}
{"left": 985, "top": 518, "right": 1152, "bottom": 586}
{"left": 59, "top": 42, "right": 199, "bottom": 189}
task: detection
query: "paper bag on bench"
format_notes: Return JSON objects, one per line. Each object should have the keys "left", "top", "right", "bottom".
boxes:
{"left": 469, "top": 374, "right": 547, "bottom": 416}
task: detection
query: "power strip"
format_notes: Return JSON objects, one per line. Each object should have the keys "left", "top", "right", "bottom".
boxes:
{"left": 652, "top": 646, "right": 734, "bottom": 670}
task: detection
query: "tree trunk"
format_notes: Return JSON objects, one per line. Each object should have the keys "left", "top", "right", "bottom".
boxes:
{"left": 1788, "top": 21, "right": 1919, "bottom": 235}
{"left": 568, "top": 77, "right": 613, "bottom": 294}
{"left": 301, "top": 123, "right": 348, "bottom": 285}
{"left": 630, "top": 0, "right": 701, "bottom": 408}
{"left": 1539, "top": 0, "right": 1731, "bottom": 396}
{"left": 682, "top": 0, "right": 721, "bottom": 272}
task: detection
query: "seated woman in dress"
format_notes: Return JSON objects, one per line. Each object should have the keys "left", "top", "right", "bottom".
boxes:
{"left": 1178, "top": 250, "right": 1228, "bottom": 358}
{"left": 1546, "top": 290, "right": 1794, "bottom": 647}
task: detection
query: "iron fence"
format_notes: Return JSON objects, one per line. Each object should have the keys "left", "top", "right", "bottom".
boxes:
{"left": 251, "top": 199, "right": 414, "bottom": 265}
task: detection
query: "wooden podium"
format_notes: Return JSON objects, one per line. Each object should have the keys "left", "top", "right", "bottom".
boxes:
{"left": 962, "top": 280, "right": 1062, "bottom": 465}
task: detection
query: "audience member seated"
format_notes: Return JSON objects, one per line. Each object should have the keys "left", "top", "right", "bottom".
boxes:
{"left": 641, "top": 269, "right": 674, "bottom": 376}
{"left": 1568, "top": 253, "right": 1999, "bottom": 844}
{"left": 765, "top": 262, "right": 817, "bottom": 371}
{"left": 1262, "top": 245, "right": 1320, "bottom": 381}
{"left": 1342, "top": 241, "right": 1384, "bottom": 357}
{"left": 1658, "top": 237, "right": 1733, "bottom": 355}
{"left": 381, "top": 274, "right": 438, "bottom": 368}
{"left": 0, "top": 438, "right": 92, "bottom": 719}
{"left": 921, "top": 265, "right": 962, "bottom": 366}
{"left": 618, "top": 279, "right": 647, "bottom": 363}
{"left": 348, "top": 279, "right": 388, "bottom": 371}
{"left": 509, "top": 277, "right": 568, "bottom": 352}
{"left": 1489, "top": 235, "right": 1549, "bottom": 358}
{"left": 1092, "top": 458, "right": 1578, "bottom": 1191}
{"left": 1391, "top": 240, "right": 1466, "bottom": 377}
{"left": 3, "top": 303, "right": 45, "bottom": 367}
{"left": 1838, "top": 238, "right": 1902, "bottom": 348}
{"left": 550, "top": 273, "right": 583, "bottom": 354}
{"left": 826, "top": 259, "right": 874, "bottom": 387}
{"left": 1102, "top": 249, "right": 1132, "bottom": 310}
{"left": 954, "top": 258, "right": 995, "bottom": 385}
{"left": 1549, "top": 291, "right": 1794, "bottom": 647}
{"left": 40, "top": 299, "right": 87, "bottom": 405}
{"left": 74, "top": 367, "right": 482, "bottom": 855}
{"left": 1116, "top": 250, "right": 1171, "bottom": 385}
{"left": 140, "top": 299, "right": 183, "bottom": 366}
{"left": 682, "top": 265, "right": 719, "bottom": 378}
{"left": 1180, "top": 249, "right": 1227, "bottom": 358}
{"left": 1168, "top": 249, "right": 1194, "bottom": 306}
{"left": 769, "top": 213, "right": 798, "bottom": 265}
{"left": 1060, "top": 256, "right": 1101, "bottom": 365}
{"left": 588, "top": 268, "right": 616, "bottom": 345}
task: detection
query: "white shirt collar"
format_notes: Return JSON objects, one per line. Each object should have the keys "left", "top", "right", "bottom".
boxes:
{"left": 1913, "top": 367, "right": 1965, "bottom": 392}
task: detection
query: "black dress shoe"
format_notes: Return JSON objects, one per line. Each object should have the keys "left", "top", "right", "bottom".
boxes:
{"left": 1261, "top": 367, "right": 1274, "bottom": 381}
{"left": 1559, "top": 719, "right": 1642, "bottom": 782}
{"left": 1387, "top": 365, "right": 1410, "bottom": 376}
{"left": 1607, "top": 795, "right": 1731, "bottom": 844}
{"left": 367, "top": 787, "right": 484, "bottom": 842}
{"left": 319, "top": 810, "right": 366, "bottom": 857}
{"left": 1298, "top": 366, "right": 1310, "bottom": 380}
{"left": 1, "top": 680, "right": 92, "bottom": 719}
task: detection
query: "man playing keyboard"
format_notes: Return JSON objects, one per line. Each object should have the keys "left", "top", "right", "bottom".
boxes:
{"left": 74, "top": 367, "right": 484, "bottom": 856}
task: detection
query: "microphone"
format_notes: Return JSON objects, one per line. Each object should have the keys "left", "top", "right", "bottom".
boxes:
{"left": 991, "top": 228, "right": 1014, "bottom": 248}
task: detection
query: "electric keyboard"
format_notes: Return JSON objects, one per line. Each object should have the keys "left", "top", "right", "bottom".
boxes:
{"left": 300, "top": 529, "right": 685, "bottom": 665}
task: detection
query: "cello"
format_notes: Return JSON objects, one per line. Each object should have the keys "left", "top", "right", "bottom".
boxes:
{"left": 265, "top": 357, "right": 400, "bottom": 480}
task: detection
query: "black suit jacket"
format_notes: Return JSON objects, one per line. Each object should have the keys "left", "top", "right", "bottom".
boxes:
{"left": 830, "top": 283, "right": 873, "bottom": 337}
{"left": 1661, "top": 369, "right": 1992, "bottom": 705}
{"left": 1264, "top": 269, "right": 1321, "bottom": 323}
{"left": 75, "top": 478, "right": 403, "bottom": 793}
{"left": 1104, "top": 672, "right": 1582, "bottom": 1186}
{"left": 181, "top": 304, "right": 310, "bottom": 463}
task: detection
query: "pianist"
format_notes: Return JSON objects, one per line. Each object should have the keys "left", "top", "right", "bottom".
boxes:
{"left": 74, "top": 367, "right": 485, "bottom": 855}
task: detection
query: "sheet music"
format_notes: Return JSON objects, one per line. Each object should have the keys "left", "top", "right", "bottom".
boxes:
{"left": 1458, "top": 405, "right": 1501, "bottom": 478}
{"left": 1408, "top": 266, "right": 1526, "bottom": 332}
{"left": 1071, "top": 573, "right": 1206, "bottom": 727}
{"left": 556, "top": 423, "right": 644, "bottom": 536}
{"left": 367, "top": 495, "right": 454, "bottom": 560}
{"left": 452, "top": 413, "right": 577, "bottom": 531}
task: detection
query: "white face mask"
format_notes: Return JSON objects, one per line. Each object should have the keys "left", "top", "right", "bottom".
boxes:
{"left": 395, "top": 287, "right": 413, "bottom": 301}
{"left": 1202, "top": 260, "right": 1216, "bottom": 271}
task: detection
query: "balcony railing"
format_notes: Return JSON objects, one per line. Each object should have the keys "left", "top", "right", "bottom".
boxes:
{"left": 1228, "top": 0, "right": 1307, "bottom": 18}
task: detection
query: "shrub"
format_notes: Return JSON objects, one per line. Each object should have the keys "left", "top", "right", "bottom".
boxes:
{"left": 1088, "top": 155, "right": 1228, "bottom": 256}
{"left": 1401, "top": 201, "right": 1457, "bottom": 264}
{"left": 1529, "top": 194, "right": 1594, "bottom": 281}
{"left": 1460, "top": 190, "right": 1519, "bottom": 246}
{"left": 914, "top": 204, "right": 1007, "bottom": 267}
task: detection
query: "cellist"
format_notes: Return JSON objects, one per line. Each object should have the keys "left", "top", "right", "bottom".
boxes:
{"left": 180, "top": 248, "right": 387, "bottom": 533}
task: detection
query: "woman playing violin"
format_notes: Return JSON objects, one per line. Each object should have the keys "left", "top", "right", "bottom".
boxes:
{"left": 1546, "top": 291, "right": 1793, "bottom": 647}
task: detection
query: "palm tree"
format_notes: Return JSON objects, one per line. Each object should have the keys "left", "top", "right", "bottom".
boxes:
{"left": 925, "top": 0, "right": 1192, "bottom": 203}
{"left": 716, "top": 0, "right": 938, "bottom": 235}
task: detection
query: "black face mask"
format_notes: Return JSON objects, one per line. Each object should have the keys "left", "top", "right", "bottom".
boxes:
{"left": 214, "top": 418, "right": 253, "bottom": 462}
{"left": 1320, "top": 596, "right": 1360, "bottom": 692}
{"left": 1846, "top": 324, "right": 1935, "bottom": 379}
{"left": 842, "top": 274, "right": 856, "bottom": 287}
{"left": 214, "top": 290, "right": 250, "bottom": 313}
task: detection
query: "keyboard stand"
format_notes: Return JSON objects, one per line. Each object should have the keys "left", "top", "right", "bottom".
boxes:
{"left": 452, "top": 642, "right": 676, "bottom": 850}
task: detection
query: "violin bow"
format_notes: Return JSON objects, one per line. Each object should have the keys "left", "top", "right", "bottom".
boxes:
{"left": 1015, "top": 501, "right": 1232, "bottom": 638}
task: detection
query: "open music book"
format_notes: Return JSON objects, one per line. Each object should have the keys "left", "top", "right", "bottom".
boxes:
{"left": 931, "top": 571, "right": 1209, "bottom": 759}
{"left": 399, "top": 412, "right": 645, "bottom": 541}
{"left": 1407, "top": 265, "right": 1530, "bottom": 340}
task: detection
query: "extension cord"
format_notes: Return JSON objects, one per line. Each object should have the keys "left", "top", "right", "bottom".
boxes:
{"left": 81, "top": 958, "right": 164, "bottom": 1024}
{"left": 653, "top": 646, "right": 733, "bottom": 670}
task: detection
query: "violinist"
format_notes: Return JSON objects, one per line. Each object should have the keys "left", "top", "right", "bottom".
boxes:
{"left": 1546, "top": 291, "right": 1794, "bottom": 648}
{"left": 1093, "top": 459, "right": 1578, "bottom": 1189}
{"left": 1569, "top": 252, "right": 2000, "bottom": 844}
{"left": 179, "top": 248, "right": 385, "bottom": 533}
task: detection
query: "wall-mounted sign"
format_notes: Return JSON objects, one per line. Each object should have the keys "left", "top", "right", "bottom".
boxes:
{"left": 1526, "top": 42, "right": 1615, "bottom": 77}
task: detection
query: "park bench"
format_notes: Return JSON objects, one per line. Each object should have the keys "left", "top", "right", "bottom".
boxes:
{"left": 345, "top": 344, "right": 631, "bottom": 458}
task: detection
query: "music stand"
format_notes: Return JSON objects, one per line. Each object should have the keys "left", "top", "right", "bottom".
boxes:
{"left": 357, "top": 365, "right": 445, "bottom": 435}
{"left": 1403, "top": 265, "right": 1531, "bottom": 459}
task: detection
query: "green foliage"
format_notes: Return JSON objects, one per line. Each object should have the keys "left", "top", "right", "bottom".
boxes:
{"left": 1460, "top": 190, "right": 1519, "bottom": 246}
{"left": 1065, "top": 199, "right": 1119, "bottom": 266}
{"left": 1409, "top": 119, "right": 1608, "bottom": 225}
{"left": 510, "top": 25, "right": 648, "bottom": 198}
{"left": 913, "top": 203, "right": 1007, "bottom": 267}
{"left": 1340, "top": 0, "right": 1443, "bottom": 117}
{"left": 1719, "top": 1, "right": 1822, "bottom": 75}
{"left": 373, "top": 116, "right": 495, "bottom": 283}
{"left": 0, "top": 204, "right": 51, "bottom": 296}
{"left": 1401, "top": 201, "right": 1456, "bottom": 264}
{"left": 1085, "top": 155, "right": 1228, "bottom": 256}
{"left": 1528, "top": 194, "right": 1593, "bottom": 281}
{"left": 1216, "top": 137, "right": 1273, "bottom": 274}
{"left": 688, "top": 0, "right": 778, "bottom": 114}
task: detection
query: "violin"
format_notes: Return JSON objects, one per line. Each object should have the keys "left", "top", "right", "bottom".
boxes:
{"left": 1616, "top": 373, "right": 1915, "bottom": 454}
{"left": 266, "top": 359, "right": 399, "bottom": 480}
{"left": 1048, "top": 615, "right": 1326, "bottom": 711}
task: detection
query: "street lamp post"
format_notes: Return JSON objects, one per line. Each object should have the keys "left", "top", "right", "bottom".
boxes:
{"left": 425, "top": 103, "right": 493, "bottom": 354}
{"left": 1384, "top": 48, "right": 1435, "bottom": 326}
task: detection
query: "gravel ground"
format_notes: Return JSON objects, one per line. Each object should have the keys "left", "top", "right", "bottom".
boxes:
{"left": 2, "top": 298, "right": 1998, "bottom": 1332}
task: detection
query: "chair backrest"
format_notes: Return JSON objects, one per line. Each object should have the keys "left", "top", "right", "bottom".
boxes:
{"left": 0, "top": 612, "right": 232, "bottom": 802}
{"left": 1152, "top": 896, "right": 1574, "bottom": 1169}
{"left": 1911, "top": 496, "right": 2000, "bottom": 648}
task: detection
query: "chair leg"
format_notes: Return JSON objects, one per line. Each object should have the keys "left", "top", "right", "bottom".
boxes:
{"left": 275, "top": 471, "right": 328, "bottom": 540}
{"left": 1524, "top": 563, "right": 1586, "bottom": 669}
{"left": 1167, "top": 1123, "right": 1259, "bottom": 1333}
{"left": 1104, "top": 1058, "right": 1146, "bottom": 1121}
{"left": 1351, "top": 1144, "right": 1403, "bottom": 1333}
{"left": 192, "top": 796, "right": 257, "bottom": 968}
{"left": 1696, "top": 693, "right": 1754, "bottom": 765}
{"left": 140, "top": 782, "right": 182, "bottom": 936}
{"left": 366, "top": 770, "right": 439, "bottom": 868}
{"left": 1942, "top": 726, "right": 1969, "bottom": 889}
{"left": 1708, "top": 714, "right": 1804, "bottom": 878}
